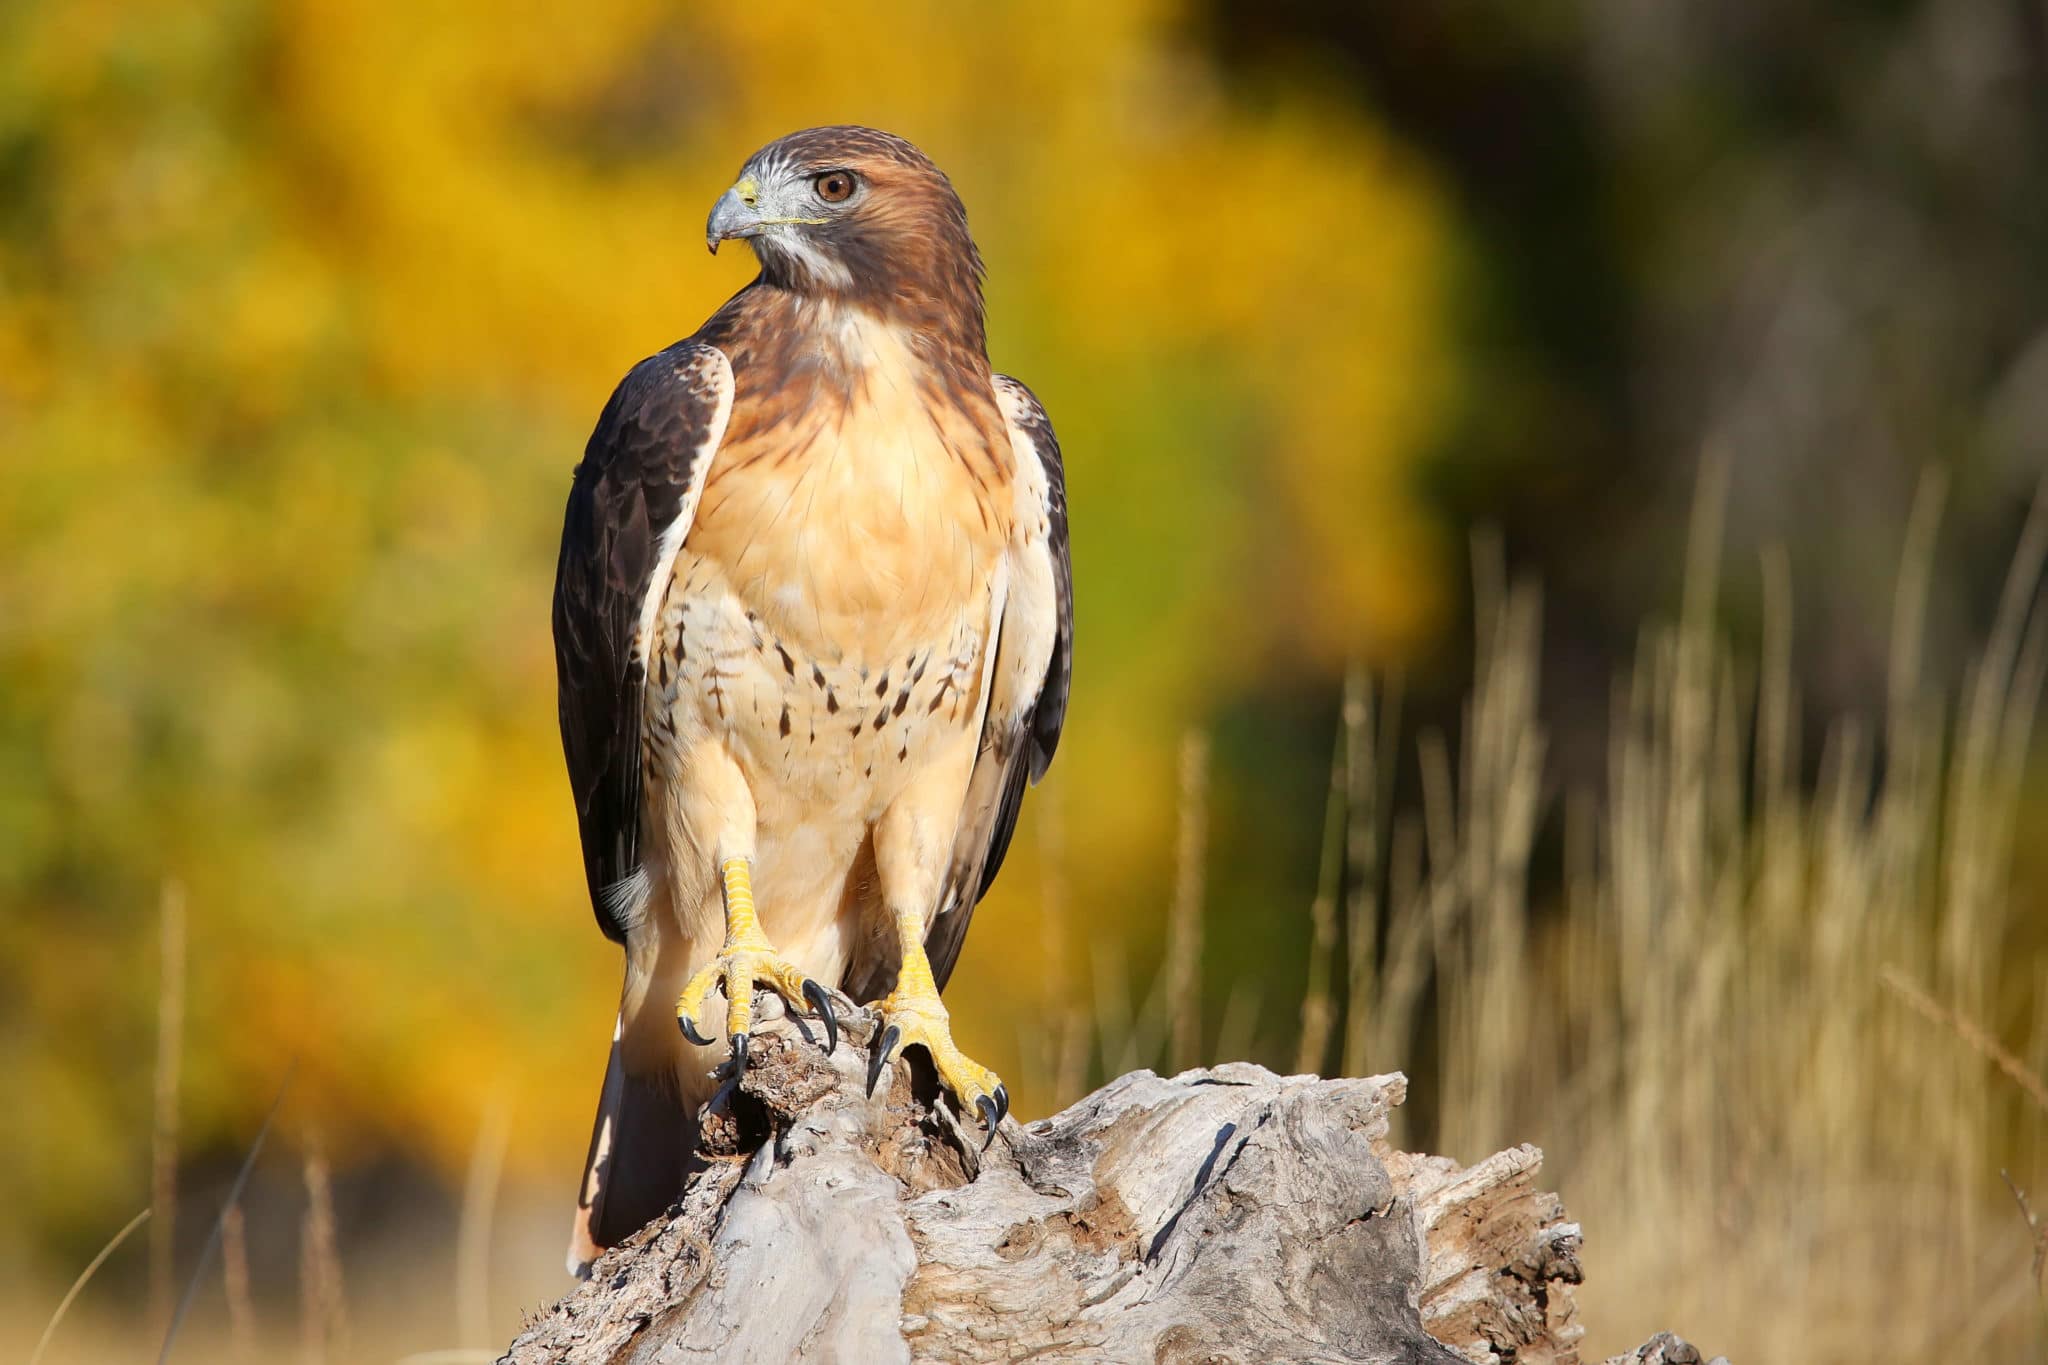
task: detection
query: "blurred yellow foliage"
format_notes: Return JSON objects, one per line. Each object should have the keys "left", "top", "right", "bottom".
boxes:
{"left": 0, "top": 0, "right": 1454, "bottom": 1251}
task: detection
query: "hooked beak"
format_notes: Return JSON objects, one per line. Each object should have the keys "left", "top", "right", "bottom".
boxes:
{"left": 706, "top": 184, "right": 762, "bottom": 254}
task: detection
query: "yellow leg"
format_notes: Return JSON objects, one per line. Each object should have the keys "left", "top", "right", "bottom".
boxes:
{"left": 675, "top": 858, "right": 836, "bottom": 1073}
{"left": 867, "top": 904, "right": 1008, "bottom": 1135}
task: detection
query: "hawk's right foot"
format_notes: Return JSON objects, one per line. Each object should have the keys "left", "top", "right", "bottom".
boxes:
{"left": 675, "top": 858, "right": 837, "bottom": 1077}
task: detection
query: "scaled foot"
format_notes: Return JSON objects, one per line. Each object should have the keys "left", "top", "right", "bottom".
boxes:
{"left": 676, "top": 860, "right": 836, "bottom": 1077}
{"left": 865, "top": 987, "right": 1008, "bottom": 1140}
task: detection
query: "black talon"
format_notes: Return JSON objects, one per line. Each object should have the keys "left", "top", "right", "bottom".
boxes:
{"left": 729, "top": 1032, "right": 749, "bottom": 1082}
{"left": 993, "top": 1084, "right": 1010, "bottom": 1126}
{"left": 679, "top": 1015, "right": 712, "bottom": 1047}
{"left": 865, "top": 1024, "right": 901, "bottom": 1097}
{"left": 976, "top": 1093, "right": 1000, "bottom": 1148}
{"left": 802, "top": 979, "right": 839, "bottom": 1054}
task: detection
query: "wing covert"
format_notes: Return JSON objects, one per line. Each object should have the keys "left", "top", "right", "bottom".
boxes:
{"left": 553, "top": 341, "right": 732, "bottom": 941}
{"left": 917, "top": 374, "right": 1073, "bottom": 990}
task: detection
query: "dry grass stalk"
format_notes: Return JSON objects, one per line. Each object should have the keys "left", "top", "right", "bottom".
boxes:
{"left": 1880, "top": 966, "right": 2048, "bottom": 1117}
{"left": 1060, "top": 1015, "right": 1091, "bottom": 1107}
{"left": 1999, "top": 1171, "right": 2047, "bottom": 1298}
{"left": 1035, "top": 777, "right": 1070, "bottom": 1025}
{"left": 1165, "top": 730, "right": 1209, "bottom": 1073}
{"left": 151, "top": 880, "right": 186, "bottom": 1336}
{"left": 29, "top": 1207, "right": 151, "bottom": 1365}
{"left": 1295, "top": 721, "right": 1347, "bottom": 1075}
{"left": 1368, "top": 814, "right": 1435, "bottom": 1147}
{"left": 1341, "top": 664, "right": 1390, "bottom": 1078}
{"left": 1412, "top": 536, "right": 1545, "bottom": 1161}
{"left": 1215, "top": 980, "right": 1263, "bottom": 1071}
{"left": 221, "top": 1200, "right": 256, "bottom": 1359}
{"left": 1095, "top": 937, "right": 1176, "bottom": 1083}
{"left": 457, "top": 1097, "right": 513, "bottom": 1349}
{"left": 1090, "top": 936, "right": 1140, "bottom": 1081}
{"left": 1035, "top": 781, "right": 1090, "bottom": 1105}
{"left": 158, "top": 1071, "right": 290, "bottom": 1365}
{"left": 299, "top": 1130, "right": 348, "bottom": 1365}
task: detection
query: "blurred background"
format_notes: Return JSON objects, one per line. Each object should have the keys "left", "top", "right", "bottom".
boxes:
{"left": 4, "top": 1, "right": 2046, "bottom": 1361}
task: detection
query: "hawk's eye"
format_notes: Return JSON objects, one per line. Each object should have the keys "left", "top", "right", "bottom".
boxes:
{"left": 814, "top": 171, "right": 857, "bottom": 204}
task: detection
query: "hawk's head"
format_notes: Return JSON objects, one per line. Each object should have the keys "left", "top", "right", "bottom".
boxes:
{"left": 707, "top": 126, "right": 985, "bottom": 324}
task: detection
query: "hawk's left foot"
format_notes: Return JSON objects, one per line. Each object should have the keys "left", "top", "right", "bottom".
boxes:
{"left": 865, "top": 987, "right": 1008, "bottom": 1140}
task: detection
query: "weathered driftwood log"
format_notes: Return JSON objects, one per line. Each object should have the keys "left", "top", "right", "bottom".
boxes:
{"left": 502, "top": 1006, "right": 1718, "bottom": 1364}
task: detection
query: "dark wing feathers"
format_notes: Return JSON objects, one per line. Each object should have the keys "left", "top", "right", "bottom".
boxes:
{"left": 553, "top": 341, "right": 730, "bottom": 941}
{"left": 1004, "top": 383, "right": 1071, "bottom": 790}
{"left": 920, "top": 375, "right": 1073, "bottom": 991}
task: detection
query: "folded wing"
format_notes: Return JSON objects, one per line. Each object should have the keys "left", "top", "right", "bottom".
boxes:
{"left": 552, "top": 341, "right": 733, "bottom": 941}
{"left": 915, "top": 374, "right": 1074, "bottom": 991}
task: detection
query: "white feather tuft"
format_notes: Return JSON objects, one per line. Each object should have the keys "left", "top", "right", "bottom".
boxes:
{"left": 599, "top": 866, "right": 652, "bottom": 935}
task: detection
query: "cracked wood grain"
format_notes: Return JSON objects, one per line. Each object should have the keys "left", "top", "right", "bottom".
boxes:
{"left": 501, "top": 1009, "right": 1713, "bottom": 1365}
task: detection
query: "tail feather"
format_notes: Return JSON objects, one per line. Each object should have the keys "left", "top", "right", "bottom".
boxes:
{"left": 566, "top": 1014, "right": 693, "bottom": 1277}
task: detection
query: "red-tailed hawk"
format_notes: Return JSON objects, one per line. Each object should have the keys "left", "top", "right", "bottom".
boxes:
{"left": 552, "top": 126, "right": 1072, "bottom": 1274}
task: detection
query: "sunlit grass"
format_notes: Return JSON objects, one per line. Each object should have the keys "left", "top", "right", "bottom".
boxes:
{"left": 1040, "top": 463, "right": 2048, "bottom": 1361}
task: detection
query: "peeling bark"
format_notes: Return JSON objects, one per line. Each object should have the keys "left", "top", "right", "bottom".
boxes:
{"left": 502, "top": 1009, "right": 1715, "bottom": 1365}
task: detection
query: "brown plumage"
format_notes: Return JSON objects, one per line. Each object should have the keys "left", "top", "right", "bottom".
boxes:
{"left": 552, "top": 127, "right": 1072, "bottom": 1275}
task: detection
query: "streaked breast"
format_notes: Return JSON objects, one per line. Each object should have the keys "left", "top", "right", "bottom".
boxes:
{"left": 690, "top": 309, "right": 1010, "bottom": 666}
